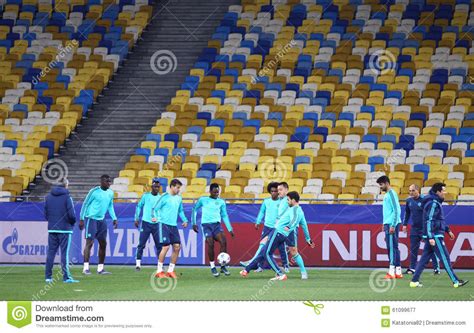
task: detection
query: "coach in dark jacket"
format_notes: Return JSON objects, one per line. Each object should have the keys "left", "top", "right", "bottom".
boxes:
{"left": 44, "top": 179, "right": 79, "bottom": 283}
{"left": 410, "top": 183, "right": 468, "bottom": 288}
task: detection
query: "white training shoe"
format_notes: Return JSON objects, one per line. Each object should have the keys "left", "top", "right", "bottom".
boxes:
{"left": 301, "top": 272, "right": 308, "bottom": 280}
{"left": 270, "top": 274, "right": 287, "bottom": 281}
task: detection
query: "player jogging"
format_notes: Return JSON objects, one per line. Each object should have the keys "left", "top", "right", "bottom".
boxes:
{"left": 79, "top": 175, "right": 118, "bottom": 275}
{"left": 152, "top": 178, "right": 188, "bottom": 279}
{"left": 192, "top": 183, "right": 234, "bottom": 277}
{"left": 376, "top": 175, "right": 402, "bottom": 279}
{"left": 410, "top": 183, "right": 469, "bottom": 288}
{"left": 240, "top": 182, "right": 288, "bottom": 272}
{"left": 240, "top": 191, "right": 315, "bottom": 281}
{"left": 403, "top": 184, "right": 439, "bottom": 275}
{"left": 278, "top": 181, "right": 310, "bottom": 278}
{"left": 134, "top": 178, "right": 163, "bottom": 271}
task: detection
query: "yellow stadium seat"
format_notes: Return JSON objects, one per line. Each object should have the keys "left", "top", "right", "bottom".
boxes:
{"left": 240, "top": 163, "right": 256, "bottom": 172}
{"left": 389, "top": 171, "right": 406, "bottom": 181}
{"left": 462, "top": 157, "right": 474, "bottom": 165}
{"left": 429, "top": 165, "right": 449, "bottom": 173}
{"left": 322, "top": 141, "right": 339, "bottom": 150}
{"left": 428, "top": 171, "right": 448, "bottom": 180}
{"left": 338, "top": 194, "right": 355, "bottom": 204}
{"left": 182, "top": 163, "right": 199, "bottom": 172}
{"left": 460, "top": 187, "right": 474, "bottom": 195}
{"left": 318, "top": 119, "right": 334, "bottom": 128}
{"left": 332, "top": 164, "right": 351, "bottom": 173}
{"left": 191, "top": 178, "right": 207, "bottom": 186}
{"left": 141, "top": 141, "right": 157, "bottom": 150}
{"left": 331, "top": 156, "right": 347, "bottom": 164}
{"left": 202, "top": 155, "right": 220, "bottom": 164}
{"left": 119, "top": 170, "right": 135, "bottom": 178}
{"left": 225, "top": 185, "right": 242, "bottom": 194}
{"left": 296, "top": 164, "right": 312, "bottom": 172}
{"left": 424, "top": 156, "right": 442, "bottom": 165}
{"left": 230, "top": 142, "right": 247, "bottom": 149}
{"left": 352, "top": 150, "right": 370, "bottom": 157}
{"left": 186, "top": 184, "right": 205, "bottom": 193}
{"left": 445, "top": 179, "right": 462, "bottom": 188}
{"left": 138, "top": 170, "right": 155, "bottom": 179}
{"left": 446, "top": 187, "right": 460, "bottom": 195}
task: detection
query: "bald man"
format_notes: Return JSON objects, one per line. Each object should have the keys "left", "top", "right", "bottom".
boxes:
{"left": 403, "top": 184, "right": 440, "bottom": 275}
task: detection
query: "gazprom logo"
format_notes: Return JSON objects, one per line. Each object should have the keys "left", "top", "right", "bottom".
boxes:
{"left": 3, "top": 228, "right": 19, "bottom": 255}
{"left": 2, "top": 228, "right": 47, "bottom": 256}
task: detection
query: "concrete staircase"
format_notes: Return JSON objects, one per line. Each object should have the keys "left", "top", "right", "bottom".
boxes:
{"left": 29, "top": 0, "right": 238, "bottom": 200}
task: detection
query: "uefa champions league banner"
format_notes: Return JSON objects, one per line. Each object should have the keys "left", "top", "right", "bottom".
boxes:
{"left": 0, "top": 203, "right": 472, "bottom": 267}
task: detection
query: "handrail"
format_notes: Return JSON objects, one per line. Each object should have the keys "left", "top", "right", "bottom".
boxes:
{"left": 1, "top": 195, "right": 474, "bottom": 205}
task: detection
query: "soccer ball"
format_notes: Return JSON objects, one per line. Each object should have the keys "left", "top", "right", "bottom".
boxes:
{"left": 217, "top": 252, "right": 231, "bottom": 266}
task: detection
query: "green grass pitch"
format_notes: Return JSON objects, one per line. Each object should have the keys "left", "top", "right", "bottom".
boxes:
{"left": 1, "top": 266, "right": 472, "bottom": 301}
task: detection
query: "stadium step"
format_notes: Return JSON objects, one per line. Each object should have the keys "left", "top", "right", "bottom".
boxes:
{"left": 27, "top": 0, "right": 239, "bottom": 201}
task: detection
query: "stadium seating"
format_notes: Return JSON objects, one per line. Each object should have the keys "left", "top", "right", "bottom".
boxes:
{"left": 119, "top": 1, "right": 474, "bottom": 203}
{"left": 0, "top": 0, "right": 153, "bottom": 199}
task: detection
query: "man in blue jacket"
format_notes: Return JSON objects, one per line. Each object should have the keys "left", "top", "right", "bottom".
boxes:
{"left": 410, "top": 183, "right": 468, "bottom": 288}
{"left": 403, "top": 184, "right": 440, "bottom": 275}
{"left": 44, "top": 179, "right": 78, "bottom": 283}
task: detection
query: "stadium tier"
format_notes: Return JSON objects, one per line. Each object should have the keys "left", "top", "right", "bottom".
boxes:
{"left": 0, "top": 0, "right": 153, "bottom": 199}
{"left": 112, "top": 0, "right": 474, "bottom": 204}
{"left": 1, "top": 0, "right": 474, "bottom": 204}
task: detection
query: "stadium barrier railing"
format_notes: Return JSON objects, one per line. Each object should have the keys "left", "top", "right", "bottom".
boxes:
{"left": 1, "top": 195, "right": 474, "bottom": 205}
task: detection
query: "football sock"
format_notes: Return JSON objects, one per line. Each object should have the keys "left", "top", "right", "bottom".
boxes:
{"left": 293, "top": 254, "right": 307, "bottom": 274}
{"left": 210, "top": 261, "right": 215, "bottom": 269}
{"left": 97, "top": 264, "right": 104, "bottom": 272}
{"left": 389, "top": 265, "right": 395, "bottom": 276}
{"left": 396, "top": 266, "right": 402, "bottom": 275}
{"left": 83, "top": 262, "right": 89, "bottom": 271}
{"left": 157, "top": 261, "right": 163, "bottom": 273}
{"left": 249, "top": 242, "right": 266, "bottom": 262}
